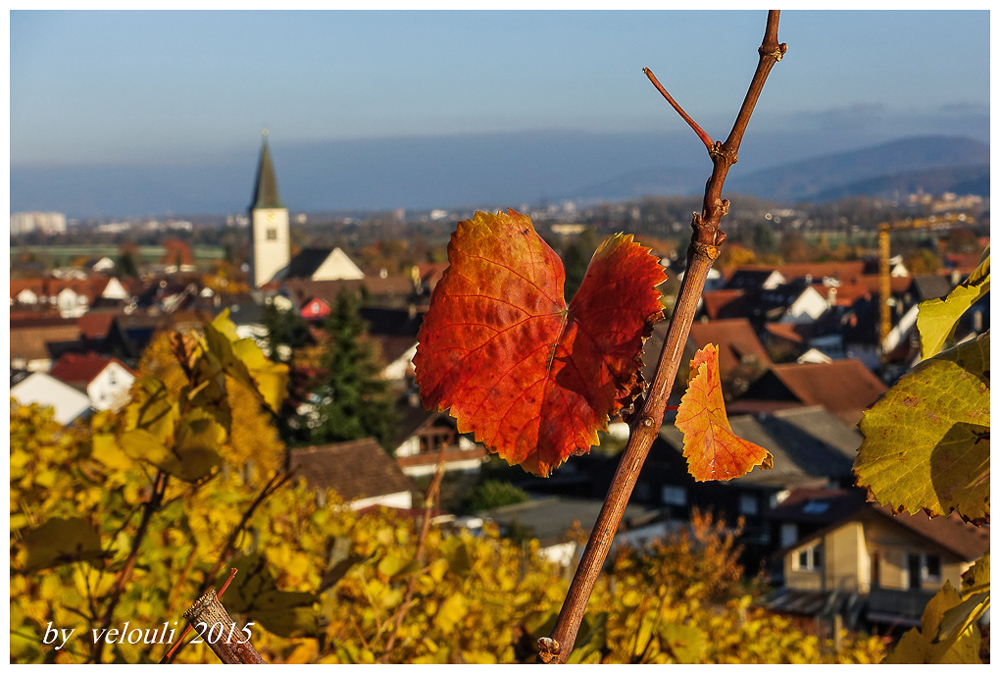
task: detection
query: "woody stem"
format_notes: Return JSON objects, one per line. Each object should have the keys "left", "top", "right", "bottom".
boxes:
{"left": 538, "top": 10, "right": 785, "bottom": 664}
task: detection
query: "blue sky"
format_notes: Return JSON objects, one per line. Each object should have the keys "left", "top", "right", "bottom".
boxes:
{"left": 11, "top": 9, "right": 989, "bottom": 166}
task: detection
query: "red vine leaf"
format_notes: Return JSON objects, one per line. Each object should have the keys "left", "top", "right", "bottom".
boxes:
{"left": 414, "top": 209, "right": 666, "bottom": 476}
{"left": 675, "top": 344, "right": 773, "bottom": 481}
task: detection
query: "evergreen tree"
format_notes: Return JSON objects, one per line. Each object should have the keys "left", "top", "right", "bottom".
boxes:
{"left": 262, "top": 302, "right": 312, "bottom": 365}
{"left": 307, "top": 292, "right": 397, "bottom": 448}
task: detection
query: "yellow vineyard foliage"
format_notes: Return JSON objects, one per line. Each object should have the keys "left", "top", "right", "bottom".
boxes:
{"left": 11, "top": 316, "right": 885, "bottom": 664}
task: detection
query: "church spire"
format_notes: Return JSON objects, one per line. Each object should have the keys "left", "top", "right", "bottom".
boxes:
{"left": 251, "top": 129, "right": 285, "bottom": 210}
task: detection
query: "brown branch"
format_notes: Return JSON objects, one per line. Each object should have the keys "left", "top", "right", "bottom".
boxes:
{"left": 642, "top": 67, "right": 713, "bottom": 151}
{"left": 163, "top": 469, "right": 293, "bottom": 663}
{"left": 180, "top": 586, "right": 265, "bottom": 664}
{"left": 160, "top": 568, "right": 240, "bottom": 663}
{"left": 166, "top": 546, "right": 199, "bottom": 616}
{"left": 379, "top": 446, "right": 447, "bottom": 662}
{"left": 538, "top": 10, "right": 785, "bottom": 664}
{"left": 197, "top": 469, "right": 295, "bottom": 596}
{"left": 92, "top": 469, "right": 169, "bottom": 664}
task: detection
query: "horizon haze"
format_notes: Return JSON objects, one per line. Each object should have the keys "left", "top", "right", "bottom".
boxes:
{"left": 10, "top": 10, "right": 990, "bottom": 219}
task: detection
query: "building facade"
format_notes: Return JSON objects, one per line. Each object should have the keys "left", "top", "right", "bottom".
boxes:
{"left": 249, "top": 132, "right": 290, "bottom": 288}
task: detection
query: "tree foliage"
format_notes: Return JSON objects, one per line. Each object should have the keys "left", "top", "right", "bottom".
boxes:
{"left": 302, "top": 291, "right": 398, "bottom": 448}
{"left": 261, "top": 301, "right": 313, "bottom": 365}
{"left": 461, "top": 480, "right": 530, "bottom": 513}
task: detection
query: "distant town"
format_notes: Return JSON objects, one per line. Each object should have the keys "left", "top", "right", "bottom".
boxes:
{"left": 9, "top": 133, "right": 990, "bottom": 643}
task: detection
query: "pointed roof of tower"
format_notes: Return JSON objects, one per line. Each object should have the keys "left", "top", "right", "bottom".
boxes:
{"left": 251, "top": 131, "right": 285, "bottom": 210}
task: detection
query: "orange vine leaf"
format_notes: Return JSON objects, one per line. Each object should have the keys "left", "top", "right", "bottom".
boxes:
{"left": 414, "top": 209, "right": 667, "bottom": 476}
{"left": 675, "top": 344, "right": 773, "bottom": 481}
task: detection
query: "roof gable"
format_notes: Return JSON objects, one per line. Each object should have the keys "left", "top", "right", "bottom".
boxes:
{"left": 49, "top": 352, "right": 134, "bottom": 386}
{"left": 312, "top": 248, "right": 365, "bottom": 282}
{"left": 282, "top": 248, "right": 365, "bottom": 282}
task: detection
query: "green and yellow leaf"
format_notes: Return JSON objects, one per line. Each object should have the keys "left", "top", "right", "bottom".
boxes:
{"left": 855, "top": 332, "right": 989, "bottom": 523}
{"left": 917, "top": 246, "right": 989, "bottom": 359}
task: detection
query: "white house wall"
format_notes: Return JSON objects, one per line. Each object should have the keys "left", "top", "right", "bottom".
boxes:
{"left": 782, "top": 286, "right": 829, "bottom": 324}
{"left": 400, "top": 457, "right": 484, "bottom": 478}
{"left": 11, "top": 373, "right": 91, "bottom": 425}
{"left": 101, "top": 277, "right": 130, "bottom": 301}
{"left": 86, "top": 363, "right": 136, "bottom": 412}
{"left": 382, "top": 343, "right": 418, "bottom": 381}
{"left": 349, "top": 491, "right": 413, "bottom": 511}
{"left": 312, "top": 248, "right": 365, "bottom": 281}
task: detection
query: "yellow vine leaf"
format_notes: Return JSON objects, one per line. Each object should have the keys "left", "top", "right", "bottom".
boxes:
{"left": 675, "top": 344, "right": 773, "bottom": 481}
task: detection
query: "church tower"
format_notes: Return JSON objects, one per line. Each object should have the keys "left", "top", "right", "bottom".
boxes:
{"left": 249, "top": 130, "right": 290, "bottom": 288}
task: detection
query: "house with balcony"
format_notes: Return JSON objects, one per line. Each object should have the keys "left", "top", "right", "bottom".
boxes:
{"left": 768, "top": 492, "right": 989, "bottom": 631}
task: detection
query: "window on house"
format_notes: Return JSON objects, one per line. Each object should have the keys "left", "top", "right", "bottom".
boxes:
{"left": 108, "top": 370, "right": 117, "bottom": 386}
{"left": 739, "top": 493, "right": 759, "bottom": 516}
{"left": 266, "top": 228, "right": 278, "bottom": 240}
{"left": 661, "top": 485, "right": 687, "bottom": 507}
{"left": 924, "top": 554, "right": 942, "bottom": 581}
{"left": 780, "top": 523, "right": 798, "bottom": 548}
{"left": 907, "top": 553, "right": 922, "bottom": 590}
{"left": 907, "top": 552, "right": 943, "bottom": 588}
{"left": 795, "top": 543, "right": 823, "bottom": 572}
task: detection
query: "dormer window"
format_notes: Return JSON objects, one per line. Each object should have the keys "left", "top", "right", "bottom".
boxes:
{"left": 802, "top": 499, "right": 830, "bottom": 515}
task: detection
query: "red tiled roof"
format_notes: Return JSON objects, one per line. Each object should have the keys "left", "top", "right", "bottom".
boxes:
{"left": 283, "top": 277, "right": 415, "bottom": 306}
{"left": 10, "top": 319, "right": 81, "bottom": 362}
{"left": 849, "top": 275, "right": 912, "bottom": 296}
{"left": 10, "top": 315, "right": 78, "bottom": 329}
{"left": 77, "top": 312, "right": 118, "bottom": 340}
{"left": 688, "top": 318, "right": 770, "bottom": 376}
{"left": 10, "top": 278, "right": 46, "bottom": 299}
{"left": 757, "top": 360, "right": 887, "bottom": 425}
{"left": 870, "top": 507, "right": 989, "bottom": 561}
{"left": 945, "top": 252, "right": 987, "bottom": 275}
{"left": 700, "top": 289, "right": 745, "bottom": 320}
{"left": 288, "top": 438, "right": 416, "bottom": 503}
{"left": 812, "top": 283, "right": 869, "bottom": 307}
{"left": 729, "top": 261, "right": 867, "bottom": 284}
{"left": 49, "top": 352, "right": 135, "bottom": 386}
{"left": 763, "top": 322, "right": 815, "bottom": 345}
